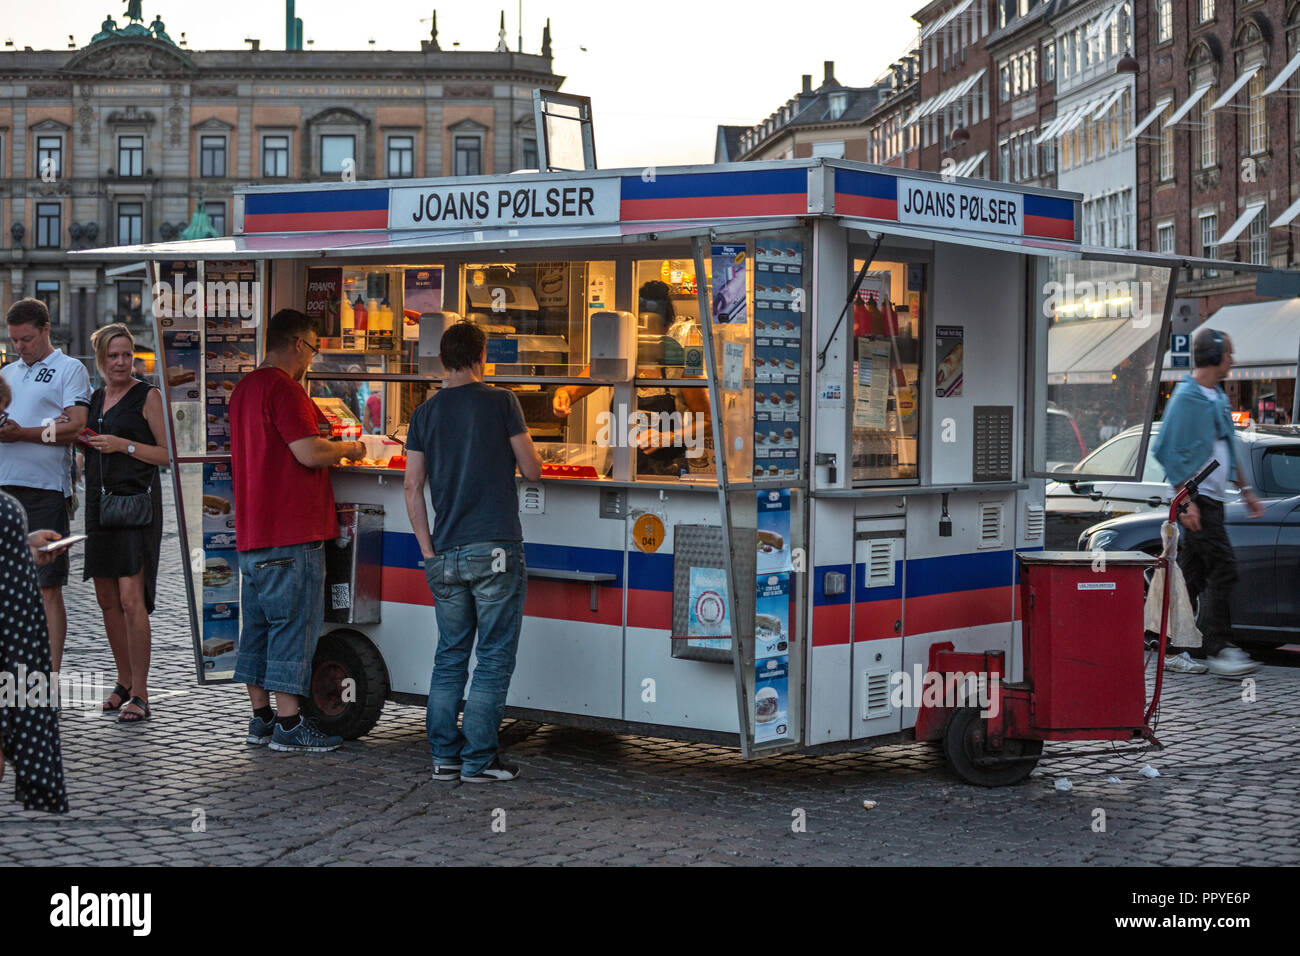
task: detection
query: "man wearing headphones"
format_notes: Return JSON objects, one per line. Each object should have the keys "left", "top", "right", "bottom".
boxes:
{"left": 1152, "top": 327, "right": 1264, "bottom": 677}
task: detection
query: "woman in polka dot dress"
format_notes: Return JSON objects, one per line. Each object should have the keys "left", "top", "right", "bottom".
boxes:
{"left": 0, "top": 377, "right": 69, "bottom": 812}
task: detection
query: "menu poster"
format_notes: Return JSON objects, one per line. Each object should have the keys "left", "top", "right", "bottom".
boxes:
{"left": 754, "top": 655, "right": 790, "bottom": 743}
{"left": 404, "top": 268, "right": 444, "bottom": 340}
{"left": 201, "top": 602, "right": 239, "bottom": 676}
{"left": 756, "top": 489, "right": 792, "bottom": 574}
{"left": 854, "top": 339, "right": 891, "bottom": 430}
{"left": 306, "top": 267, "right": 343, "bottom": 341}
{"left": 201, "top": 461, "right": 236, "bottom": 534}
{"left": 936, "top": 325, "right": 964, "bottom": 397}
{"left": 722, "top": 341, "right": 745, "bottom": 392}
{"left": 710, "top": 244, "right": 747, "bottom": 325}
{"left": 755, "top": 573, "right": 792, "bottom": 659}
{"left": 753, "top": 241, "right": 804, "bottom": 480}
{"left": 162, "top": 330, "right": 202, "bottom": 403}
{"left": 156, "top": 260, "right": 200, "bottom": 331}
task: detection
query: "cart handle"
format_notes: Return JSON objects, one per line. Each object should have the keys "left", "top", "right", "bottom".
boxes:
{"left": 1147, "top": 459, "right": 1219, "bottom": 726}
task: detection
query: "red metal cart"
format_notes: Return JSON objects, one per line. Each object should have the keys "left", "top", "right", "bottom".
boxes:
{"left": 917, "top": 461, "right": 1220, "bottom": 786}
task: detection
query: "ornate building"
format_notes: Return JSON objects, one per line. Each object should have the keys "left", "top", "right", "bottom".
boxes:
{"left": 0, "top": 8, "right": 562, "bottom": 363}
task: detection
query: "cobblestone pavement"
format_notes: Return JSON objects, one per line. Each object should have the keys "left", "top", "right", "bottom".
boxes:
{"left": 2, "top": 480, "right": 1297, "bottom": 866}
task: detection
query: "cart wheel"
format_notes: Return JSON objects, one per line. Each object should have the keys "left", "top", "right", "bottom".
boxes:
{"left": 943, "top": 707, "right": 1042, "bottom": 787}
{"left": 304, "top": 630, "right": 388, "bottom": 740}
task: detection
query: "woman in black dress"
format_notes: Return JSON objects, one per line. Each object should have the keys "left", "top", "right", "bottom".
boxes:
{"left": 0, "top": 376, "right": 69, "bottom": 812}
{"left": 83, "top": 324, "right": 168, "bottom": 724}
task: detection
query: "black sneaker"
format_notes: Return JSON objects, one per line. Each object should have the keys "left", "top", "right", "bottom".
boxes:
{"left": 460, "top": 757, "right": 520, "bottom": 783}
{"left": 431, "top": 762, "right": 462, "bottom": 782}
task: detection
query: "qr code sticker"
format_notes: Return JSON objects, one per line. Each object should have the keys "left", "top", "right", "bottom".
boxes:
{"left": 331, "top": 583, "right": 350, "bottom": 610}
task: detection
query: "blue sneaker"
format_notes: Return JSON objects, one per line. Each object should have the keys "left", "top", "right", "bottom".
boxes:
{"left": 247, "top": 713, "right": 275, "bottom": 746}
{"left": 268, "top": 717, "right": 342, "bottom": 753}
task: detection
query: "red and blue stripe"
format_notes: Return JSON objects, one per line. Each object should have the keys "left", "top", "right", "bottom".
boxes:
{"left": 833, "top": 169, "right": 900, "bottom": 221}
{"left": 243, "top": 188, "right": 389, "bottom": 234}
{"left": 811, "top": 549, "right": 1024, "bottom": 646}
{"left": 1022, "top": 194, "right": 1076, "bottom": 240}
{"left": 379, "top": 533, "right": 673, "bottom": 629}
{"left": 619, "top": 169, "right": 808, "bottom": 222}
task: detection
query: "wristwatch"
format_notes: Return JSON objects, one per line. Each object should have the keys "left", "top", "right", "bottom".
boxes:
{"left": 126, "top": 443, "right": 137, "bottom": 456}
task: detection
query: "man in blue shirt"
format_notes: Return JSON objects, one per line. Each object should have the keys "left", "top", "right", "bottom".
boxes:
{"left": 1152, "top": 327, "right": 1263, "bottom": 677}
{"left": 403, "top": 322, "right": 541, "bottom": 783}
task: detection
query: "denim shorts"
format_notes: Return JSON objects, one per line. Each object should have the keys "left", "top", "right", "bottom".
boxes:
{"left": 233, "top": 540, "right": 325, "bottom": 697}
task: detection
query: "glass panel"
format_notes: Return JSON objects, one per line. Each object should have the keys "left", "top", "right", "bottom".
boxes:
{"left": 321, "top": 134, "right": 354, "bottom": 174}
{"left": 850, "top": 257, "right": 923, "bottom": 483}
{"left": 461, "top": 260, "right": 612, "bottom": 377}
{"left": 1075, "top": 432, "right": 1138, "bottom": 475}
{"left": 1036, "top": 258, "right": 1171, "bottom": 476}
{"left": 1260, "top": 448, "right": 1300, "bottom": 496}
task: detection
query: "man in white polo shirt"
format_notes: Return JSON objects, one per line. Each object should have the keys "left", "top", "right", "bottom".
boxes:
{"left": 0, "top": 298, "right": 92, "bottom": 672}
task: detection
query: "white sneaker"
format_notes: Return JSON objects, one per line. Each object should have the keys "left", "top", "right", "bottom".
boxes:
{"left": 1206, "top": 646, "right": 1260, "bottom": 677}
{"left": 1164, "top": 651, "right": 1208, "bottom": 674}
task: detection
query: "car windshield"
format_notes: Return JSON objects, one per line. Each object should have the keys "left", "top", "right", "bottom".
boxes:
{"left": 1075, "top": 433, "right": 1137, "bottom": 476}
{"left": 1137, "top": 445, "right": 1166, "bottom": 483}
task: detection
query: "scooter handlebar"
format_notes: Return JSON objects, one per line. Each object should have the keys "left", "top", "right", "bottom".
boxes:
{"left": 1187, "top": 459, "right": 1220, "bottom": 496}
{"left": 1170, "top": 459, "right": 1220, "bottom": 521}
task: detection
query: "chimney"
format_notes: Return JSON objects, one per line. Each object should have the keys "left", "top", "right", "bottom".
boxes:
{"left": 802, "top": 74, "right": 812, "bottom": 94}
{"left": 245, "top": 38, "right": 260, "bottom": 51}
{"left": 824, "top": 60, "right": 835, "bottom": 85}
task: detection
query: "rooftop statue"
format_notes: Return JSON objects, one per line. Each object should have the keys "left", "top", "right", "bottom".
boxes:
{"left": 91, "top": 15, "right": 118, "bottom": 43}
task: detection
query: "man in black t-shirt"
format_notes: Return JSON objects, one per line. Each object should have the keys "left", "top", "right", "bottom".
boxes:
{"left": 404, "top": 322, "right": 541, "bottom": 784}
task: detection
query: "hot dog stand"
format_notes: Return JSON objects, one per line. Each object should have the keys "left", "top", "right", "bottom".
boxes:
{"left": 79, "top": 157, "right": 1272, "bottom": 769}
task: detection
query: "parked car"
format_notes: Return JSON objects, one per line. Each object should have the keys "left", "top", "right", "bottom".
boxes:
{"left": 1076, "top": 426, "right": 1300, "bottom": 648}
{"left": 1045, "top": 424, "right": 1173, "bottom": 551}
{"left": 1045, "top": 403, "right": 1089, "bottom": 474}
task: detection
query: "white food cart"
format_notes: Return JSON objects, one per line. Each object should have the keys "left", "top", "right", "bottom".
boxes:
{"left": 80, "top": 157, "right": 1266, "bottom": 758}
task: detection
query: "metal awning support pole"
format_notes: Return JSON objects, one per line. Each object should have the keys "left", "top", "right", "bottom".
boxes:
{"left": 693, "top": 235, "right": 752, "bottom": 757}
{"left": 1135, "top": 266, "right": 1179, "bottom": 478}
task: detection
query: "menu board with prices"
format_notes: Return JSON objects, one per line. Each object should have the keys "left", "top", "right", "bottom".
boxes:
{"left": 155, "top": 261, "right": 199, "bottom": 332}
{"left": 752, "top": 240, "right": 804, "bottom": 481}
{"left": 973, "top": 405, "right": 1014, "bottom": 482}
{"left": 203, "top": 335, "right": 254, "bottom": 455}
{"left": 754, "top": 490, "right": 793, "bottom": 743}
{"left": 199, "top": 461, "right": 238, "bottom": 678}
{"left": 162, "top": 330, "right": 202, "bottom": 403}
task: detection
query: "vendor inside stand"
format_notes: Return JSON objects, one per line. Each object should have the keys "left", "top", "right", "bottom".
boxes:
{"left": 552, "top": 279, "right": 712, "bottom": 478}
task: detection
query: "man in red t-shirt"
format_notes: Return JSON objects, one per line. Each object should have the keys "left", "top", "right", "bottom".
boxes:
{"left": 228, "top": 309, "right": 364, "bottom": 753}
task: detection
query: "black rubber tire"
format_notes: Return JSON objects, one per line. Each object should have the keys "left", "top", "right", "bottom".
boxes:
{"left": 303, "top": 630, "right": 388, "bottom": 740}
{"left": 943, "top": 706, "right": 1043, "bottom": 787}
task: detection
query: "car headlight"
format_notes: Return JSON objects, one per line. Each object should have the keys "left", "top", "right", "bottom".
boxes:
{"left": 1086, "top": 529, "right": 1118, "bottom": 551}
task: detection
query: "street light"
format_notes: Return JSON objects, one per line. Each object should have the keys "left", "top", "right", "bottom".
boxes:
{"left": 1116, "top": 50, "right": 1139, "bottom": 74}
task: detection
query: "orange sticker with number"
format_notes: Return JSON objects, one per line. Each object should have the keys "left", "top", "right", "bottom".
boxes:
{"left": 632, "top": 513, "right": 666, "bottom": 554}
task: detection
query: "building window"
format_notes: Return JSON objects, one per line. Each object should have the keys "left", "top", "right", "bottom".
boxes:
{"left": 1249, "top": 205, "right": 1268, "bottom": 266}
{"left": 812, "top": 141, "right": 845, "bottom": 159}
{"left": 523, "top": 137, "right": 538, "bottom": 170}
{"left": 200, "top": 136, "right": 227, "bottom": 178}
{"left": 1159, "top": 110, "right": 1174, "bottom": 181}
{"left": 262, "top": 135, "right": 289, "bottom": 178}
{"left": 116, "top": 280, "right": 143, "bottom": 325}
{"left": 1247, "top": 71, "right": 1267, "bottom": 154}
{"left": 1200, "top": 213, "right": 1218, "bottom": 276}
{"left": 454, "top": 135, "right": 482, "bottom": 176}
{"left": 1043, "top": 40, "right": 1055, "bottom": 82}
{"left": 828, "top": 92, "right": 847, "bottom": 119}
{"left": 117, "top": 202, "right": 143, "bottom": 245}
{"left": 320, "top": 134, "right": 355, "bottom": 176}
{"left": 205, "top": 201, "right": 226, "bottom": 236}
{"left": 1199, "top": 0, "right": 1215, "bottom": 23}
{"left": 35, "top": 202, "right": 61, "bottom": 248}
{"left": 34, "top": 281, "right": 60, "bottom": 325}
{"left": 1041, "top": 135, "right": 1056, "bottom": 174}
{"left": 117, "top": 135, "right": 144, "bottom": 177}
{"left": 386, "top": 135, "right": 414, "bottom": 178}
{"left": 1157, "top": 222, "right": 1175, "bottom": 254}
{"left": 36, "top": 135, "right": 62, "bottom": 179}
{"left": 1199, "top": 86, "right": 1217, "bottom": 168}
{"left": 1157, "top": 1, "right": 1173, "bottom": 42}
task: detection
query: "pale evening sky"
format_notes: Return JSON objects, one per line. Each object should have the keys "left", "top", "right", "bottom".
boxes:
{"left": 7, "top": 0, "right": 921, "bottom": 169}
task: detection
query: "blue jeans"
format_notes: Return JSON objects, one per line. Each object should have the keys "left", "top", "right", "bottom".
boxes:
{"left": 424, "top": 541, "right": 526, "bottom": 775}
{"left": 233, "top": 540, "right": 325, "bottom": 697}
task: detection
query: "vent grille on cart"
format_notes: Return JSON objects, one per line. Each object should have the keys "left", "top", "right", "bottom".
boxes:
{"left": 1024, "top": 503, "right": 1044, "bottom": 540}
{"left": 863, "top": 666, "right": 893, "bottom": 720}
{"left": 865, "top": 539, "right": 896, "bottom": 588}
{"left": 978, "top": 501, "right": 1004, "bottom": 548}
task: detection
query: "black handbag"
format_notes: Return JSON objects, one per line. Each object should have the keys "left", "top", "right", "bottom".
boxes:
{"left": 96, "top": 409, "right": 152, "bottom": 529}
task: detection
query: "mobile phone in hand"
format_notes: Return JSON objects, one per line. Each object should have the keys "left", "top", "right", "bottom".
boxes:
{"left": 39, "top": 533, "right": 88, "bottom": 553}
{"left": 77, "top": 427, "right": 100, "bottom": 446}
